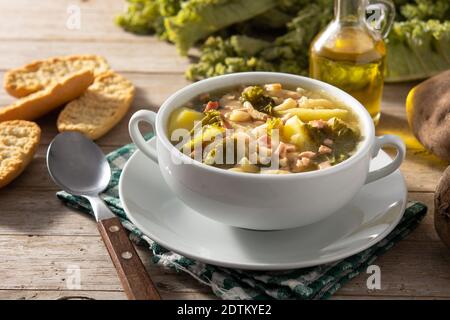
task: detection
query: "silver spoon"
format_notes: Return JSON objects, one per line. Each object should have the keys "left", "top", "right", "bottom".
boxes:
{"left": 47, "top": 132, "right": 160, "bottom": 300}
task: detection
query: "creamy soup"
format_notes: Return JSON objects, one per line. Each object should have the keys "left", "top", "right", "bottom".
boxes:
{"left": 168, "top": 83, "right": 361, "bottom": 174}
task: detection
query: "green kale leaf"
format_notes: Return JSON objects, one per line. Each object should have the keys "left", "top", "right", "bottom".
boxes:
{"left": 241, "top": 86, "right": 275, "bottom": 115}
{"left": 164, "top": 0, "right": 277, "bottom": 54}
{"left": 386, "top": 20, "right": 450, "bottom": 82}
{"left": 306, "top": 118, "right": 359, "bottom": 165}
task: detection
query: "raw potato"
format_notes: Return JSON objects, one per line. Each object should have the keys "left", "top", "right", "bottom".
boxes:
{"left": 406, "top": 70, "right": 450, "bottom": 162}
{"left": 435, "top": 166, "right": 450, "bottom": 249}
{"left": 0, "top": 120, "right": 41, "bottom": 188}
{"left": 277, "top": 108, "right": 348, "bottom": 122}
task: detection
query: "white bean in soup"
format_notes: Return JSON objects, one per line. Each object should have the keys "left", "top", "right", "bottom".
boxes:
{"left": 167, "top": 83, "right": 361, "bottom": 174}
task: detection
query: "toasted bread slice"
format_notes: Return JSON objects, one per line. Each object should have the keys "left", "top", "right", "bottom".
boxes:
{"left": 57, "top": 71, "right": 135, "bottom": 140}
{"left": 0, "top": 69, "right": 94, "bottom": 122}
{"left": 4, "top": 55, "right": 109, "bottom": 98}
{"left": 0, "top": 120, "right": 41, "bottom": 188}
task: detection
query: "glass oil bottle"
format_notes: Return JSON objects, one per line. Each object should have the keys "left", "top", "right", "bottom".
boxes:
{"left": 310, "top": 0, "right": 395, "bottom": 124}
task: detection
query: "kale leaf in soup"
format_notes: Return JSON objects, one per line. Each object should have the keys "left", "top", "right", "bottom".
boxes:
{"left": 168, "top": 83, "right": 361, "bottom": 174}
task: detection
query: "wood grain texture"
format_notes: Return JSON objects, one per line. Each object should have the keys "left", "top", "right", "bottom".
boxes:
{"left": 0, "top": 0, "right": 448, "bottom": 300}
{"left": 98, "top": 217, "right": 161, "bottom": 300}
{"left": 0, "top": 41, "right": 191, "bottom": 74}
{"left": 0, "top": 290, "right": 213, "bottom": 300}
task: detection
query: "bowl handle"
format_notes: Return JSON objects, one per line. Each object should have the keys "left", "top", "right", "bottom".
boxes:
{"left": 365, "top": 135, "right": 405, "bottom": 184}
{"left": 129, "top": 110, "right": 159, "bottom": 163}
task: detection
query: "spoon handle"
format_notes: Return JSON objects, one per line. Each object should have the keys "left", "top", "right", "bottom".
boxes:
{"left": 98, "top": 217, "right": 161, "bottom": 300}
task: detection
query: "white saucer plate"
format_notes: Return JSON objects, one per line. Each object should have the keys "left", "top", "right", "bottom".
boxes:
{"left": 119, "top": 144, "right": 407, "bottom": 270}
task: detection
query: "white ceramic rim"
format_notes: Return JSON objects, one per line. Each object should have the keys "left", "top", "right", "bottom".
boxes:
{"left": 154, "top": 72, "right": 375, "bottom": 180}
{"left": 118, "top": 148, "right": 408, "bottom": 270}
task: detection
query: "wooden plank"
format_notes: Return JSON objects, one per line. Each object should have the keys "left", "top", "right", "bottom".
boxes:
{"left": 0, "top": 0, "right": 196, "bottom": 75}
{"left": 8, "top": 289, "right": 450, "bottom": 300}
{"left": 334, "top": 193, "right": 450, "bottom": 299}
{"left": 0, "top": 208, "right": 99, "bottom": 236}
{"left": 0, "top": 235, "right": 122, "bottom": 291}
{"left": 0, "top": 234, "right": 213, "bottom": 294}
{"left": 0, "top": 289, "right": 215, "bottom": 300}
{"left": 0, "top": 289, "right": 126, "bottom": 300}
{"left": 0, "top": 189, "right": 442, "bottom": 249}
{"left": 406, "top": 192, "right": 441, "bottom": 242}
{"left": 0, "top": 0, "right": 138, "bottom": 41}
{"left": 335, "top": 240, "right": 450, "bottom": 298}
{"left": 0, "top": 75, "right": 446, "bottom": 299}
{"left": 1, "top": 191, "right": 434, "bottom": 240}
{"left": 0, "top": 189, "right": 64, "bottom": 212}
{"left": 0, "top": 189, "right": 449, "bottom": 299}
{"left": 5, "top": 287, "right": 448, "bottom": 300}
{"left": 0, "top": 233, "right": 449, "bottom": 298}
{"left": 0, "top": 188, "right": 438, "bottom": 238}
{"left": 0, "top": 0, "right": 447, "bottom": 299}
{"left": 0, "top": 41, "right": 190, "bottom": 73}
{"left": 390, "top": 150, "right": 447, "bottom": 193}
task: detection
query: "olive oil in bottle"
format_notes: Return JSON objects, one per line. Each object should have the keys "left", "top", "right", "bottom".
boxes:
{"left": 310, "top": 0, "right": 395, "bottom": 125}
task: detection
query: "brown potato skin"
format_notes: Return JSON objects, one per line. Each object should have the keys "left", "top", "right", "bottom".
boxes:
{"left": 408, "top": 70, "right": 450, "bottom": 162}
{"left": 435, "top": 166, "right": 450, "bottom": 249}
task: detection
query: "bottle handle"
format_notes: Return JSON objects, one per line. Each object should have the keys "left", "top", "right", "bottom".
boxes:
{"left": 367, "top": 0, "right": 396, "bottom": 38}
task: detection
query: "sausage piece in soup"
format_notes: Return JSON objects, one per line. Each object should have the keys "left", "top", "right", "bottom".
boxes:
{"left": 167, "top": 83, "right": 361, "bottom": 174}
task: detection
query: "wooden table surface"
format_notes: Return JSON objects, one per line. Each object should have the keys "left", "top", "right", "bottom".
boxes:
{"left": 0, "top": 0, "right": 449, "bottom": 300}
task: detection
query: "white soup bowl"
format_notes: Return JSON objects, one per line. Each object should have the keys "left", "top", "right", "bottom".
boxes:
{"left": 128, "top": 72, "right": 405, "bottom": 230}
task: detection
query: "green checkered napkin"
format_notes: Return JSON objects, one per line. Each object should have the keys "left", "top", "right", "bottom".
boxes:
{"left": 56, "top": 134, "right": 427, "bottom": 300}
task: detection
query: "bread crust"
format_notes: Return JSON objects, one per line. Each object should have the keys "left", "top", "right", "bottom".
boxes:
{"left": 57, "top": 71, "right": 135, "bottom": 140}
{"left": 4, "top": 55, "right": 109, "bottom": 98}
{"left": 0, "top": 69, "right": 95, "bottom": 122}
{"left": 0, "top": 120, "right": 41, "bottom": 188}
